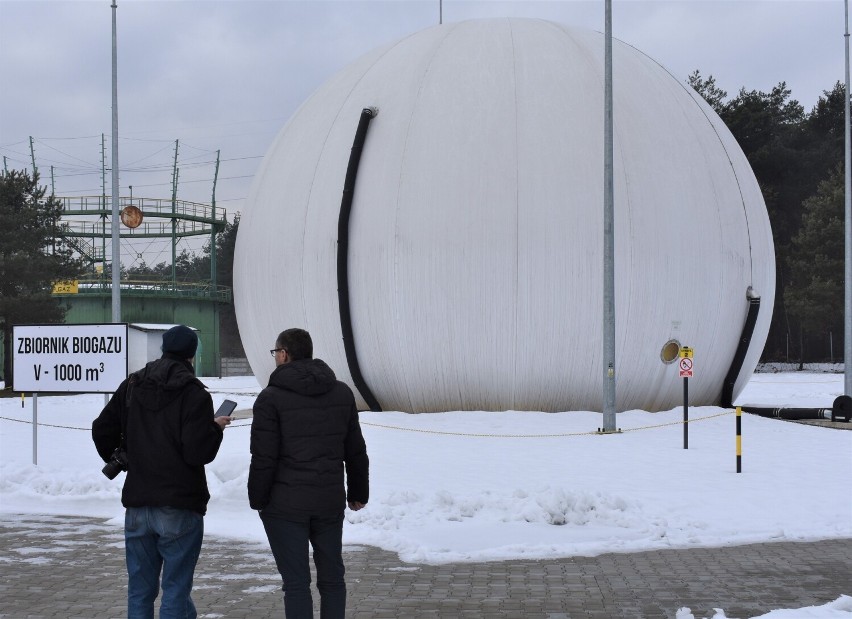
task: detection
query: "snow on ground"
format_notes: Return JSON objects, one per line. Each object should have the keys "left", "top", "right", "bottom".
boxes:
{"left": 1, "top": 372, "right": 850, "bottom": 618}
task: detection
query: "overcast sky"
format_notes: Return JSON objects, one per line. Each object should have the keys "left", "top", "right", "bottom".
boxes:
{"left": 0, "top": 0, "right": 845, "bottom": 220}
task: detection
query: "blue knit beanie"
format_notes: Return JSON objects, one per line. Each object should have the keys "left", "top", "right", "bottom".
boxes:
{"left": 161, "top": 325, "right": 198, "bottom": 359}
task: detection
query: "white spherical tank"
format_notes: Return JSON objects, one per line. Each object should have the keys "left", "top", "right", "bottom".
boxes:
{"left": 234, "top": 18, "right": 775, "bottom": 413}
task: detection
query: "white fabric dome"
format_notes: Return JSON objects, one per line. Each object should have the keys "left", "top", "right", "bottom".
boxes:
{"left": 234, "top": 18, "right": 775, "bottom": 413}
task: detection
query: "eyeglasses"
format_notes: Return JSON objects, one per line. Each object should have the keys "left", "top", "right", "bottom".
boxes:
{"left": 269, "top": 348, "right": 286, "bottom": 357}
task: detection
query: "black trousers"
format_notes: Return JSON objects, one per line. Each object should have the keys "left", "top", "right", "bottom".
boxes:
{"left": 260, "top": 511, "right": 346, "bottom": 619}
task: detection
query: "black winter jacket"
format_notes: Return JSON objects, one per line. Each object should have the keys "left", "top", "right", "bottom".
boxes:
{"left": 92, "top": 355, "right": 224, "bottom": 515}
{"left": 248, "top": 358, "right": 369, "bottom": 515}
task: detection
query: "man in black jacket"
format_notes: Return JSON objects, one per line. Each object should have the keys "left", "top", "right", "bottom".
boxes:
{"left": 92, "top": 324, "right": 230, "bottom": 619}
{"left": 249, "top": 328, "right": 369, "bottom": 619}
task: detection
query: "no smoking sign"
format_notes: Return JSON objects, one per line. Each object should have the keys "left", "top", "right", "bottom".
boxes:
{"left": 679, "top": 356, "right": 694, "bottom": 378}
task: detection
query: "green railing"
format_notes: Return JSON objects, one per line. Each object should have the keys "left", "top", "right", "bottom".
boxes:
{"left": 57, "top": 196, "right": 227, "bottom": 238}
{"left": 61, "top": 231, "right": 104, "bottom": 263}
{"left": 53, "top": 278, "right": 232, "bottom": 303}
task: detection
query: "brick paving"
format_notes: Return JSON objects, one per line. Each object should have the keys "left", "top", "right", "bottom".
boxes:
{"left": 0, "top": 513, "right": 849, "bottom": 619}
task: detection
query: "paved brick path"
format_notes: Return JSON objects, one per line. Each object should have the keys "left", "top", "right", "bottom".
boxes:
{"left": 0, "top": 513, "right": 849, "bottom": 619}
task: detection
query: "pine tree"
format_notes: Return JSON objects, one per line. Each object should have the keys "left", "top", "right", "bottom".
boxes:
{"left": 0, "top": 170, "right": 82, "bottom": 385}
{"left": 687, "top": 70, "right": 728, "bottom": 115}
{"left": 784, "top": 165, "right": 844, "bottom": 361}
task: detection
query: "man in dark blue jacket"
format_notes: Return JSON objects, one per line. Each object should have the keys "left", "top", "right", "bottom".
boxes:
{"left": 249, "top": 328, "right": 369, "bottom": 619}
{"left": 92, "top": 324, "right": 230, "bottom": 619}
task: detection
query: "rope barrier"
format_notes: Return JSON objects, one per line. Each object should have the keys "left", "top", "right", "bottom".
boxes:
{"left": 0, "top": 415, "right": 253, "bottom": 431}
{"left": 361, "top": 410, "right": 735, "bottom": 438}
{"left": 618, "top": 410, "right": 734, "bottom": 433}
{"left": 359, "top": 421, "right": 597, "bottom": 438}
{"left": 0, "top": 416, "right": 91, "bottom": 431}
{"left": 0, "top": 410, "right": 735, "bottom": 436}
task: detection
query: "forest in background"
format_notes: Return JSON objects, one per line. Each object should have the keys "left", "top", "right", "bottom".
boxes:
{"left": 688, "top": 73, "right": 846, "bottom": 363}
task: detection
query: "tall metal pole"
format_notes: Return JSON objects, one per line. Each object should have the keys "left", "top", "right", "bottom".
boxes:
{"left": 110, "top": 0, "right": 121, "bottom": 322}
{"left": 211, "top": 150, "right": 221, "bottom": 376}
{"left": 439, "top": 0, "right": 442, "bottom": 24}
{"left": 602, "top": 0, "right": 617, "bottom": 430}
{"left": 845, "top": 0, "right": 851, "bottom": 396}
{"left": 101, "top": 134, "right": 107, "bottom": 281}
{"left": 29, "top": 136, "right": 37, "bottom": 177}
{"left": 171, "top": 140, "right": 179, "bottom": 287}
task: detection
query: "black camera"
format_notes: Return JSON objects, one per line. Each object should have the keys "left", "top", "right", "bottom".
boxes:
{"left": 102, "top": 448, "right": 128, "bottom": 480}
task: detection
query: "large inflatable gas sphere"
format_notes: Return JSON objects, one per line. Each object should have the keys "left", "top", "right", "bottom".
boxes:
{"left": 234, "top": 18, "right": 775, "bottom": 413}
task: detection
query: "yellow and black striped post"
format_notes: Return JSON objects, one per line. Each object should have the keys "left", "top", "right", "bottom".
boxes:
{"left": 736, "top": 406, "right": 742, "bottom": 473}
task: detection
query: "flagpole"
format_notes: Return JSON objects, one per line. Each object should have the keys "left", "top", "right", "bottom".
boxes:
{"left": 844, "top": 0, "right": 850, "bottom": 396}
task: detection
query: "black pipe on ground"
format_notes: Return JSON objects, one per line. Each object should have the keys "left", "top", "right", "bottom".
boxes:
{"left": 740, "top": 394, "right": 851, "bottom": 422}
{"left": 741, "top": 407, "right": 832, "bottom": 420}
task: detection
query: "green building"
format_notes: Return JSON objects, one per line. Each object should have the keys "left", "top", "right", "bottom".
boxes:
{"left": 52, "top": 194, "right": 231, "bottom": 377}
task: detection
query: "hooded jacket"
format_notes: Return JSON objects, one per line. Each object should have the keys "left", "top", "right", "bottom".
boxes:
{"left": 248, "top": 358, "right": 369, "bottom": 515}
{"left": 92, "top": 354, "right": 223, "bottom": 515}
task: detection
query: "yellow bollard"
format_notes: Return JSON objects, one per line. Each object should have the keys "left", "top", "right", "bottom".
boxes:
{"left": 736, "top": 406, "right": 742, "bottom": 473}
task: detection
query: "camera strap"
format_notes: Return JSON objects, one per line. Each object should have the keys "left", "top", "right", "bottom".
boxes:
{"left": 119, "top": 373, "right": 138, "bottom": 450}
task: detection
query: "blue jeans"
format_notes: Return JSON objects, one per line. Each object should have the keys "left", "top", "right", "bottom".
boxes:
{"left": 125, "top": 506, "right": 204, "bottom": 619}
{"left": 261, "top": 511, "right": 346, "bottom": 619}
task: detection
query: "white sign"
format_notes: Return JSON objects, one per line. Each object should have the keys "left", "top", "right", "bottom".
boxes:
{"left": 13, "top": 324, "right": 129, "bottom": 393}
{"left": 678, "top": 356, "right": 694, "bottom": 378}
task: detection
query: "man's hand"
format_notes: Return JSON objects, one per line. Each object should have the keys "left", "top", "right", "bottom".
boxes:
{"left": 214, "top": 415, "right": 232, "bottom": 430}
{"left": 348, "top": 501, "right": 366, "bottom": 511}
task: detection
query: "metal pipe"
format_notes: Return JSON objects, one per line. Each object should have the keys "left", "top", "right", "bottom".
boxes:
{"left": 29, "top": 136, "right": 37, "bottom": 176}
{"left": 682, "top": 377, "right": 688, "bottom": 449}
{"left": 721, "top": 294, "right": 761, "bottom": 408}
{"left": 741, "top": 406, "right": 832, "bottom": 421}
{"left": 110, "top": 0, "right": 121, "bottom": 322}
{"left": 337, "top": 108, "right": 382, "bottom": 412}
{"left": 32, "top": 393, "right": 38, "bottom": 466}
{"left": 171, "top": 140, "right": 179, "bottom": 288}
{"left": 844, "top": 0, "right": 851, "bottom": 396}
{"left": 602, "top": 0, "right": 617, "bottom": 430}
{"left": 212, "top": 150, "right": 221, "bottom": 376}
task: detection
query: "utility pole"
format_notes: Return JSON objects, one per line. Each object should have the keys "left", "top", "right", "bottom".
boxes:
{"left": 602, "top": 0, "right": 617, "bottom": 431}
{"left": 845, "top": 0, "right": 851, "bottom": 396}
{"left": 211, "top": 150, "right": 221, "bottom": 376}
{"left": 29, "top": 136, "right": 37, "bottom": 177}
{"left": 110, "top": 0, "right": 121, "bottom": 322}
{"left": 171, "top": 140, "right": 180, "bottom": 287}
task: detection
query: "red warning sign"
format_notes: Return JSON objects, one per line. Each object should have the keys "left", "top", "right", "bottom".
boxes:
{"left": 679, "top": 357, "right": 694, "bottom": 378}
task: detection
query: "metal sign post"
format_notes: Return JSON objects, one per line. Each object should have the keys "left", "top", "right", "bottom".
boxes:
{"left": 12, "top": 323, "right": 129, "bottom": 466}
{"left": 679, "top": 346, "right": 694, "bottom": 449}
{"left": 32, "top": 393, "right": 38, "bottom": 465}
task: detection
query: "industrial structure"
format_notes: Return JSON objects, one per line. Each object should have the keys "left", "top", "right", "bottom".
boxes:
{"left": 52, "top": 193, "right": 231, "bottom": 377}
{"left": 234, "top": 18, "right": 775, "bottom": 413}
